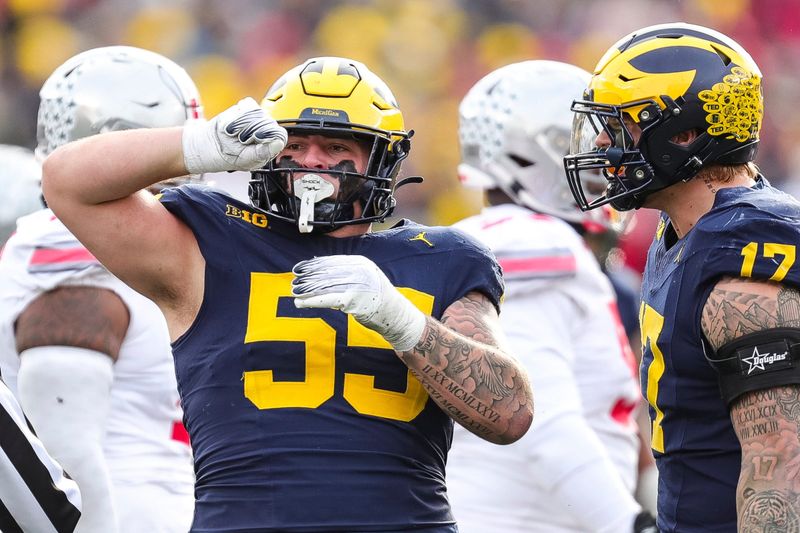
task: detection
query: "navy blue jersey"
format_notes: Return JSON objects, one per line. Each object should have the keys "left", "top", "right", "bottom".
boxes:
{"left": 159, "top": 186, "right": 503, "bottom": 532}
{"left": 640, "top": 177, "right": 800, "bottom": 532}
{"left": 607, "top": 270, "right": 640, "bottom": 339}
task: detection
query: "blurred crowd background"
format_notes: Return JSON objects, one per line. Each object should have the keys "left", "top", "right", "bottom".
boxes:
{"left": 1, "top": 0, "right": 799, "bottom": 275}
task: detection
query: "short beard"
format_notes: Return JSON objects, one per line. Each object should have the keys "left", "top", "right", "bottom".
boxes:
{"left": 277, "top": 157, "right": 363, "bottom": 229}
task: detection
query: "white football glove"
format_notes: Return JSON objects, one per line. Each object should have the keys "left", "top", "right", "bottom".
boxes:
{"left": 182, "top": 97, "right": 287, "bottom": 174}
{"left": 292, "top": 255, "right": 427, "bottom": 352}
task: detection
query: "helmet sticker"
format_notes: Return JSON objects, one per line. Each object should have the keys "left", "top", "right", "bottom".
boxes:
{"left": 300, "top": 108, "right": 349, "bottom": 121}
{"left": 699, "top": 66, "right": 762, "bottom": 142}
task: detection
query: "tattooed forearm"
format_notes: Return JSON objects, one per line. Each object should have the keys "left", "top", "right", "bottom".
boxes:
{"left": 731, "top": 386, "right": 800, "bottom": 531}
{"left": 398, "top": 292, "right": 533, "bottom": 444}
{"left": 733, "top": 389, "right": 782, "bottom": 441}
{"left": 704, "top": 279, "right": 800, "bottom": 527}
{"left": 777, "top": 387, "right": 800, "bottom": 423}
{"left": 412, "top": 366, "right": 497, "bottom": 440}
{"left": 739, "top": 489, "right": 800, "bottom": 532}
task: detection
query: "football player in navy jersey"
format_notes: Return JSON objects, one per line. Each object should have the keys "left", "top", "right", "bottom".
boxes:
{"left": 565, "top": 22, "right": 800, "bottom": 532}
{"left": 40, "top": 56, "right": 534, "bottom": 532}
{"left": 446, "top": 60, "right": 655, "bottom": 533}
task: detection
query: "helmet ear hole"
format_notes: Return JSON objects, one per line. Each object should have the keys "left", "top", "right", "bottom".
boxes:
{"left": 669, "top": 129, "right": 701, "bottom": 146}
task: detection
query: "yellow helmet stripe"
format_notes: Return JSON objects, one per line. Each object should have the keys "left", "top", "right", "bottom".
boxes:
{"left": 301, "top": 59, "right": 360, "bottom": 98}
{"left": 590, "top": 35, "right": 758, "bottom": 114}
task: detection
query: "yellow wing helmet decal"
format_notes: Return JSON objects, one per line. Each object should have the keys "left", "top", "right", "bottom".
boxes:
{"left": 589, "top": 39, "right": 698, "bottom": 118}
{"left": 589, "top": 35, "right": 763, "bottom": 139}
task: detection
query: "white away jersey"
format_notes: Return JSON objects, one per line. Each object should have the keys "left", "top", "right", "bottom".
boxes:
{"left": 447, "top": 204, "right": 641, "bottom": 533}
{"left": 0, "top": 210, "right": 193, "bottom": 517}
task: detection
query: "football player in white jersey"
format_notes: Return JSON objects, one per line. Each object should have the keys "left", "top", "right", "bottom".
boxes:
{"left": 0, "top": 144, "right": 82, "bottom": 531}
{"left": 447, "top": 60, "right": 657, "bottom": 533}
{"left": 0, "top": 46, "right": 202, "bottom": 533}
{"left": 0, "top": 145, "right": 43, "bottom": 245}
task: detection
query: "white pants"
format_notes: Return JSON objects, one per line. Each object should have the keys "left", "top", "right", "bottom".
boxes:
{"left": 115, "top": 482, "right": 194, "bottom": 533}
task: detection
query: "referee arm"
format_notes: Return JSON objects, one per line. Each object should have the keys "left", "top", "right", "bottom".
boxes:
{"left": 0, "top": 379, "right": 81, "bottom": 533}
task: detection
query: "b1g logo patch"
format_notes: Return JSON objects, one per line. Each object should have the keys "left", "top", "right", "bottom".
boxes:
{"left": 225, "top": 204, "right": 268, "bottom": 228}
{"left": 737, "top": 340, "right": 793, "bottom": 376}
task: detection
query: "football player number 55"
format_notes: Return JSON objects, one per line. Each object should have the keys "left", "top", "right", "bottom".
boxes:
{"left": 242, "top": 272, "right": 433, "bottom": 422}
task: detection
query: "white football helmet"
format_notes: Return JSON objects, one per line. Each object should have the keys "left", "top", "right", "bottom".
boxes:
{"left": 458, "top": 60, "right": 624, "bottom": 233}
{"left": 0, "top": 145, "right": 43, "bottom": 244}
{"left": 35, "top": 46, "right": 203, "bottom": 160}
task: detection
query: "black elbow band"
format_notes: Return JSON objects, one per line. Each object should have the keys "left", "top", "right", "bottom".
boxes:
{"left": 705, "top": 328, "right": 800, "bottom": 405}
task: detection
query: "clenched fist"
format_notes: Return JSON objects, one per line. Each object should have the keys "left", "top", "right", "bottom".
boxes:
{"left": 182, "top": 97, "right": 287, "bottom": 174}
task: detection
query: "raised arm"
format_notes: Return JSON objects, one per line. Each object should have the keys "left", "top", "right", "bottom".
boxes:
{"left": 292, "top": 255, "right": 534, "bottom": 444}
{"left": 42, "top": 127, "right": 194, "bottom": 306}
{"left": 701, "top": 277, "right": 800, "bottom": 530}
{"left": 41, "top": 98, "right": 286, "bottom": 335}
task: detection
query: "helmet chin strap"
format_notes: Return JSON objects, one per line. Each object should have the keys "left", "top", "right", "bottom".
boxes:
{"left": 294, "top": 174, "right": 335, "bottom": 233}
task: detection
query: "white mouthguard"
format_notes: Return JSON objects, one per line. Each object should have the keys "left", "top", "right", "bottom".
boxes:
{"left": 294, "top": 174, "right": 335, "bottom": 233}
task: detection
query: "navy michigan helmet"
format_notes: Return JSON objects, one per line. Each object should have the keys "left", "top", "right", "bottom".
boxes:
{"left": 564, "top": 23, "right": 763, "bottom": 211}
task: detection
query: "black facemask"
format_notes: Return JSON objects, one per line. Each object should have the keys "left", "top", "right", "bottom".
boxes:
{"left": 274, "top": 157, "right": 363, "bottom": 231}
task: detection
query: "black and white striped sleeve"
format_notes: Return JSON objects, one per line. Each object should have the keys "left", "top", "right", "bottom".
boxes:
{"left": 0, "top": 380, "right": 81, "bottom": 533}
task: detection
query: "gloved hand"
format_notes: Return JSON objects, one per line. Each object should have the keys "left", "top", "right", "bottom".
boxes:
{"left": 182, "top": 97, "right": 287, "bottom": 174}
{"left": 633, "top": 511, "right": 658, "bottom": 533}
{"left": 292, "top": 255, "right": 427, "bottom": 352}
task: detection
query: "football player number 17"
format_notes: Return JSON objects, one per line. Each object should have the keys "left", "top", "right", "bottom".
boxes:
{"left": 740, "top": 242, "right": 796, "bottom": 281}
{"left": 640, "top": 303, "right": 666, "bottom": 453}
{"left": 642, "top": 242, "right": 797, "bottom": 454}
{"left": 242, "top": 272, "right": 433, "bottom": 422}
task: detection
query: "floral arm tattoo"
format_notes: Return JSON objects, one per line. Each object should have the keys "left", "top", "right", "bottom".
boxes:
{"left": 701, "top": 277, "right": 800, "bottom": 531}
{"left": 397, "top": 291, "right": 533, "bottom": 445}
